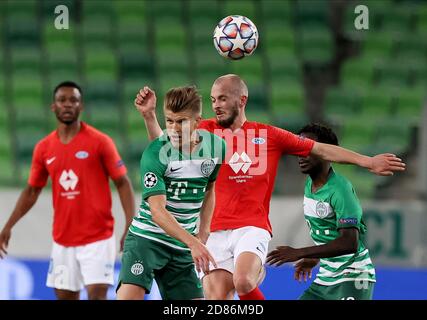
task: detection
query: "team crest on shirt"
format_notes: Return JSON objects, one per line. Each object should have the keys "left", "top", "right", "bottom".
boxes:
{"left": 131, "top": 261, "right": 144, "bottom": 275}
{"left": 200, "top": 159, "right": 215, "bottom": 177}
{"left": 252, "top": 137, "right": 266, "bottom": 144}
{"left": 315, "top": 202, "right": 329, "bottom": 218}
{"left": 144, "top": 172, "right": 158, "bottom": 188}
{"left": 75, "top": 151, "right": 89, "bottom": 159}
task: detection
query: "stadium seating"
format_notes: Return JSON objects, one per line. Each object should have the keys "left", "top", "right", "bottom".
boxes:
{"left": 0, "top": 0, "right": 424, "bottom": 197}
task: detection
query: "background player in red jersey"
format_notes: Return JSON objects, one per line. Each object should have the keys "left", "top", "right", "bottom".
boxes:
{"left": 134, "top": 74, "right": 405, "bottom": 300}
{"left": 0, "top": 81, "right": 136, "bottom": 300}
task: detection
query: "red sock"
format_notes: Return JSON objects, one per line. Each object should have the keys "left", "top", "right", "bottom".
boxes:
{"left": 238, "top": 287, "right": 265, "bottom": 300}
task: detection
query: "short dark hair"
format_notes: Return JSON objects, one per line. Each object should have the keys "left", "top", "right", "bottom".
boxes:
{"left": 164, "top": 85, "right": 201, "bottom": 115}
{"left": 53, "top": 81, "right": 83, "bottom": 100}
{"left": 298, "top": 123, "right": 339, "bottom": 146}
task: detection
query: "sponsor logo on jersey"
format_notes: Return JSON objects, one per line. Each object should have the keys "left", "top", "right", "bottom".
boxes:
{"left": 170, "top": 166, "right": 182, "bottom": 173}
{"left": 228, "top": 152, "right": 252, "bottom": 174}
{"left": 315, "top": 202, "right": 328, "bottom": 218}
{"left": 200, "top": 159, "right": 215, "bottom": 177}
{"left": 339, "top": 218, "right": 358, "bottom": 225}
{"left": 131, "top": 262, "right": 144, "bottom": 275}
{"left": 144, "top": 172, "right": 158, "bottom": 188}
{"left": 59, "top": 169, "right": 79, "bottom": 191}
{"left": 252, "top": 137, "right": 266, "bottom": 145}
{"left": 46, "top": 157, "right": 56, "bottom": 165}
{"left": 75, "top": 151, "right": 89, "bottom": 159}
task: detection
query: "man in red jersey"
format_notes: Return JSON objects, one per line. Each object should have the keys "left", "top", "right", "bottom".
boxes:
{"left": 134, "top": 74, "right": 405, "bottom": 300}
{"left": 0, "top": 81, "right": 136, "bottom": 300}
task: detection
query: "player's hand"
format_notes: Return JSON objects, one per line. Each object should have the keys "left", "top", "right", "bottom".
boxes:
{"left": 134, "top": 86, "right": 157, "bottom": 117}
{"left": 0, "top": 228, "right": 11, "bottom": 259}
{"left": 369, "top": 153, "right": 406, "bottom": 176}
{"left": 293, "top": 258, "right": 319, "bottom": 282}
{"left": 189, "top": 239, "right": 217, "bottom": 275}
{"left": 266, "top": 246, "right": 302, "bottom": 266}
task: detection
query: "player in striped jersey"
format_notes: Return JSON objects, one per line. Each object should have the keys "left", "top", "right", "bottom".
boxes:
{"left": 267, "top": 123, "right": 376, "bottom": 300}
{"left": 117, "top": 86, "right": 226, "bottom": 300}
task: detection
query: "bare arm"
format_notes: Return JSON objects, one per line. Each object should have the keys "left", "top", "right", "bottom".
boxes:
{"left": 0, "top": 185, "right": 43, "bottom": 258}
{"left": 134, "top": 86, "right": 163, "bottom": 140}
{"left": 311, "top": 142, "right": 406, "bottom": 176}
{"left": 148, "top": 194, "right": 217, "bottom": 273}
{"left": 267, "top": 228, "right": 359, "bottom": 266}
{"left": 197, "top": 181, "right": 215, "bottom": 244}
{"left": 113, "top": 175, "right": 136, "bottom": 252}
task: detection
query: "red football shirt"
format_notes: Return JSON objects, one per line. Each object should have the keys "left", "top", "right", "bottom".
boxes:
{"left": 199, "top": 119, "right": 315, "bottom": 235}
{"left": 28, "top": 122, "right": 127, "bottom": 246}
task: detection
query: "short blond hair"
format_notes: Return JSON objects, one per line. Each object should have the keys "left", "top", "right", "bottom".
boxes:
{"left": 164, "top": 85, "right": 202, "bottom": 115}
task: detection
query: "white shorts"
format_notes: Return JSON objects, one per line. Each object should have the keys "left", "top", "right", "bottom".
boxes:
{"left": 203, "top": 226, "right": 271, "bottom": 277}
{"left": 46, "top": 235, "right": 116, "bottom": 291}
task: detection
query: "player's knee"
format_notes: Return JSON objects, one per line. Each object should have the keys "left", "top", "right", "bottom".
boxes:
{"left": 205, "top": 291, "right": 229, "bottom": 300}
{"left": 233, "top": 274, "right": 257, "bottom": 295}
{"left": 87, "top": 290, "right": 107, "bottom": 300}
{"left": 86, "top": 285, "right": 108, "bottom": 300}
{"left": 203, "top": 276, "right": 233, "bottom": 300}
{"left": 55, "top": 289, "right": 80, "bottom": 300}
{"left": 204, "top": 285, "right": 231, "bottom": 300}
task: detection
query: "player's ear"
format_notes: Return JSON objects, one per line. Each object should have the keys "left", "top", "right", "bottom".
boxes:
{"left": 240, "top": 95, "right": 248, "bottom": 108}
{"left": 50, "top": 102, "right": 55, "bottom": 113}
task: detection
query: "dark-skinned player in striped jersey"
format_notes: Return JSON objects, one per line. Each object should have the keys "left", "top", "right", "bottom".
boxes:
{"left": 267, "top": 123, "right": 376, "bottom": 300}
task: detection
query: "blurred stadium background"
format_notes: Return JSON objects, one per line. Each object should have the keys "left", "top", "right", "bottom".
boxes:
{"left": 0, "top": 0, "right": 426, "bottom": 299}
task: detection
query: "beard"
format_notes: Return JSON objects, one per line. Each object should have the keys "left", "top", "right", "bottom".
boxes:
{"left": 55, "top": 111, "right": 79, "bottom": 125}
{"left": 217, "top": 103, "right": 239, "bottom": 128}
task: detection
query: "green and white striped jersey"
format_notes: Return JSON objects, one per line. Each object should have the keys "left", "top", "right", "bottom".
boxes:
{"left": 129, "top": 130, "right": 226, "bottom": 250}
{"left": 303, "top": 169, "right": 376, "bottom": 286}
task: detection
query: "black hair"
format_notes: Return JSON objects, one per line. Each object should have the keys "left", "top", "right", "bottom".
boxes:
{"left": 53, "top": 81, "right": 83, "bottom": 100}
{"left": 298, "top": 123, "right": 339, "bottom": 146}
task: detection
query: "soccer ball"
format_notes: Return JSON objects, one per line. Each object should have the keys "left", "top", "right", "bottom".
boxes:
{"left": 213, "top": 15, "right": 259, "bottom": 60}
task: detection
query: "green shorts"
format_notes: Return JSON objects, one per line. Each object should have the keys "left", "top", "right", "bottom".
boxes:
{"left": 299, "top": 280, "right": 375, "bottom": 300}
{"left": 117, "top": 231, "right": 203, "bottom": 300}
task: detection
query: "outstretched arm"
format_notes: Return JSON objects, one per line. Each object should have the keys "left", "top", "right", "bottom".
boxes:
{"left": 0, "top": 185, "right": 43, "bottom": 258}
{"left": 267, "top": 228, "right": 359, "bottom": 266}
{"left": 113, "top": 175, "right": 136, "bottom": 252}
{"left": 311, "top": 142, "right": 406, "bottom": 176}
{"left": 134, "top": 86, "right": 163, "bottom": 140}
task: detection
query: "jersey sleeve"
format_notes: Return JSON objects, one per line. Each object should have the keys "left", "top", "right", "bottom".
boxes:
{"left": 331, "top": 180, "right": 363, "bottom": 230}
{"left": 28, "top": 142, "right": 49, "bottom": 188}
{"left": 269, "top": 125, "right": 315, "bottom": 156}
{"left": 209, "top": 137, "right": 226, "bottom": 182}
{"left": 99, "top": 135, "right": 127, "bottom": 180}
{"left": 140, "top": 141, "right": 168, "bottom": 200}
